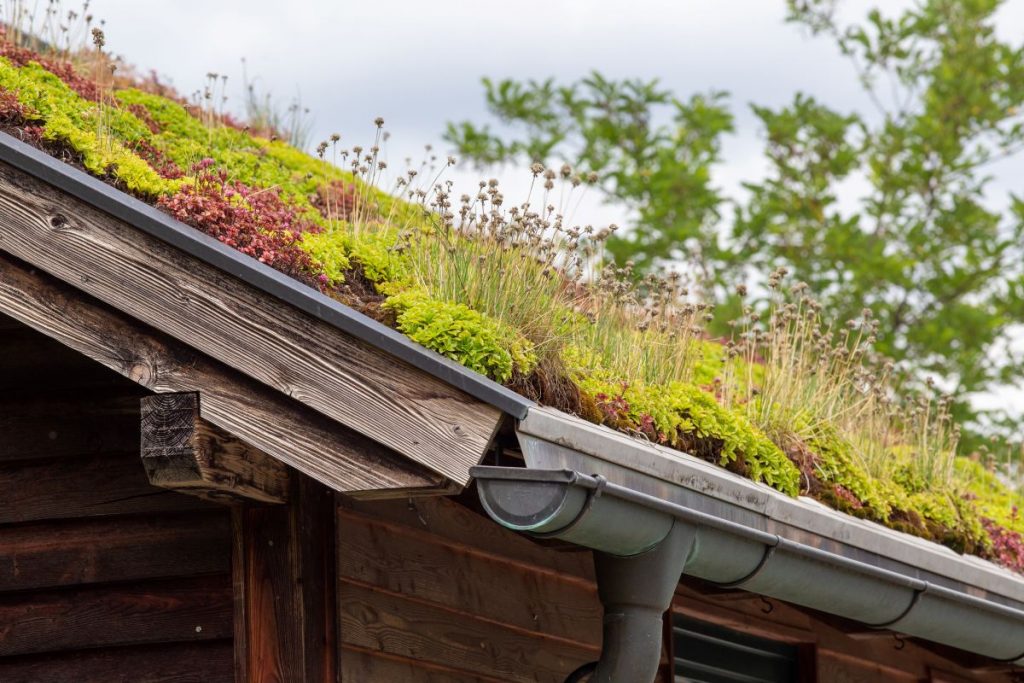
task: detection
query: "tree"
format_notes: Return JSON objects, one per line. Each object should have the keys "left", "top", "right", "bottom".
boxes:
{"left": 444, "top": 0, "right": 1024, "bottom": 443}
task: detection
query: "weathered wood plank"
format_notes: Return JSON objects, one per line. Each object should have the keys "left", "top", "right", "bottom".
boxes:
{"left": 339, "top": 581, "right": 598, "bottom": 683}
{"left": 141, "top": 392, "right": 289, "bottom": 504}
{"left": 0, "top": 454, "right": 213, "bottom": 524}
{"left": 0, "top": 161, "right": 503, "bottom": 483}
{"left": 0, "top": 574, "right": 233, "bottom": 656}
{"left": 0, "top": 640, "right": 234, "bottom": 683}
{"left": 0, "top": 511, "right": 230, "bottom": 592}
{"left": 234, "top": 476, "right": 337, "bottom": 683}
{"left": 341, "top": 646, "right": 502, "bottom": 683}
{"left": 0, "top": 252, "right": 445, "bottom": 495}
{"left": 337, "top": 510, "right": 601, "bottom": 646}
{"left": 0, "top": 326, "right": 135, "bottom": 393}
{"left": 338, "top": 496, "right": 595, "bottom": 579}
{"left": 0, "top": 392, "right": 141, "bottom": 461}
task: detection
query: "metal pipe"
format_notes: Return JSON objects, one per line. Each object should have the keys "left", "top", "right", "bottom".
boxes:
{"left": 471, "top": 466, "right": 1024, "bottom": 672}
{"left": 590, "top": 521, "right": 694, "bottom": 683}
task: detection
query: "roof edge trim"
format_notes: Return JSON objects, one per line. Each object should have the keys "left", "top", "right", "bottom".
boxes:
{"left": 0, "top": 132, "right": 531, "bottom": 418}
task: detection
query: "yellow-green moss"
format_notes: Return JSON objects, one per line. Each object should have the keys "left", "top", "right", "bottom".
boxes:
{"left": 957, "top": 458, "right": 1024, "bottom": 534}
{"left": 383, "top": 288, "right": 537, "bottom": 383}
{"left": 569, "top": 352, "right": 800, "bottom": 497}
{"left": 0, "top": 59, "right": 179, "bottom": 196}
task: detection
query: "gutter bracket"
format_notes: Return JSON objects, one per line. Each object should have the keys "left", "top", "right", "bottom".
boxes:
{"left": 712, "top": 540, "right": 779, "bottom": 589}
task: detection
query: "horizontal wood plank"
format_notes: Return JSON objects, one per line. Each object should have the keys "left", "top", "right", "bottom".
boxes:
{"left": 0, "top": 161, "right": 503, "bottom": 484}
{"left": 0, "top": 640, "right": 234, "bottom": 683}
{"left": 0, "top": 252, "right": 445, "bottom": 495}
{"left": 341, "top": 645, "right": 502, "bottom": 683}
{"left": 0, "top": 511, "right": 230, "bottom": 592}
{"left": 0, "top": 454, "right": 213, "bottom": 524}
{"left": 338, "top": 497, "right": 595, "bottom": 580}
{"left": 0, "top": 393, "right": 141, "bottom": 462}
{"left": 339, "top": 581, "right": 597, "bottom": 683}
{"left": 0, "top": 574, "right": 232, "bottom": 656}
{"left": 0, "top": 326, "right": 136, "bottom": 393}
{"left": 338, "top": 511, "right": 601, "bottom": 646}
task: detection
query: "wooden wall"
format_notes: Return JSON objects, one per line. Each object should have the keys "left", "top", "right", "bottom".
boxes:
{"left": 339, "top": 494, "right": 1021, "bottom": 683}
{"left": 0, "top": 321, "right": 235, "bottom": 683}
{"left": 337, "top": 496, "right": 603, "bottom": 682}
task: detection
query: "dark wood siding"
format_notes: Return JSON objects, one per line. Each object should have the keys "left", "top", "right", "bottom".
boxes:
{"left": 338, "top": 496, "right": 603, "bottom": 682}
{"left": 0, "top": 320, "right": 234, "bottom": 682}
{"left": 340, "top": 495, "right": 1019, "bottom": 683}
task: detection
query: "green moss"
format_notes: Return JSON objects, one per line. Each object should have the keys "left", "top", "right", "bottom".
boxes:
{"left": 0, "top": 59, "right": 179, "bottom": 196}
{"left": 116, "top": 88, "right": 343, "bottom": 207}
{"left": 802, "top": 425, "right": 892, "bottom": 519}
{"left": 570, "top": 354, "right": 800, "bottom": 496}
{"left": 2, "top": 47, "right": 1019, "bottom": 568}
{"left": 383, "top": 289, "right": 537, "bottom": 382}
{"left": 957, "top": 458, "right": 1024, "bottom": 534}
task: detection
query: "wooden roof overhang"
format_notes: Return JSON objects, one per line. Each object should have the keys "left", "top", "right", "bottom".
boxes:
{"left": 0, "top": 132, "right": 532, "bottom": 500}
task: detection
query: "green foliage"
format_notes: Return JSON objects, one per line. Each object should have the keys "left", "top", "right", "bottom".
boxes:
{"left": 116, "top": 88, "right": 343, "bottom": 212}
{"left": 446, "top": 73, "right": 734, "bottom": 274}
{"left": 2, "top": 27, "right": 1022, "bottom": 569}
{"left": 571, "top": 354, "right": 801, "bottom": 497}
{"left": 383, "top": 289, "right": 537, "bottom": 383}
{"left": 958, "top": 458, "right": 1024, "bottom": 534}
{"left": 447, "top": 0, "right": 1024, "bottom": 447}
{"left": 0, "top": 58, "right": 178, "bottom": 196}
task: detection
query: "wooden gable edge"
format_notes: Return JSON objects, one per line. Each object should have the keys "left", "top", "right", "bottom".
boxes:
{"left": 0, "top": 251, "right": 455, "bottom": 498}
{"left": 0, "top": 154, "right": 509, "bottom": 485}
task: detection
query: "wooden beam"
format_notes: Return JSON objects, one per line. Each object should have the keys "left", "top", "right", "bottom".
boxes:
{"left": 233, "top": 475, "right": 338, "bottom": 683}
{"left": 0, "top": 251, "right": 449, "bottom": 496}
{"left": 141, "top": 392, "right": 289, "bottom": 504}
{"left": 0, "top": 160, "right": 503, "bottom": 484}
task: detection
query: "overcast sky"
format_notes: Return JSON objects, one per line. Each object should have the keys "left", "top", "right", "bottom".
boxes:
{"left": 84, "top": 0, "right": 1024, "bottom": 413}
{"left": 88, "top": 0, "right": 1024, "bottom": 214}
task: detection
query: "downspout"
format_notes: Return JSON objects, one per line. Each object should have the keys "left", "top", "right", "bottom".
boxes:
{"left": 473, "top": 468, "right": 693, "bottom": 683}
{"left": 588, "top": 522, "right": 693, "bottom": 682}
{"left": 471, "top": 466, "right": 1024, "bottom": 682}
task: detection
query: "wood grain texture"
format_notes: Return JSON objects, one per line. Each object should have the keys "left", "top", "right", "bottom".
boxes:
{"left": 0, "top": 511, "right": 230, "bottom": 592}
{"left": 339, "top": 581, "right": 598, "bottom": 683}
{"left": 338, "top": 496, "right": 595, "bottom": 579}
{"left": 0, "top": 325, "right": 138, "bottom": 393}
{"left": 234, "top": 476, "right": 337, "bottom": 683}
{"left": 337, "top": 497, "right": 601, "bottom": 682}
{"left": 0, "top": 251, "right": 446, "bottom": 495}
{"left": 341, "top": 645, "right": 502, "bottom": 683}
{"left": 0, "top": 574, "right": 233, "bottom": 656}
{"left": 0, "top": 161, "right": 503, "bottom": 483}
{"left": 0, "top": 454, "right": 214, "bottom": 524}
{"left": 141, "top": 392, "right": 289, "bottom": 504}
{"left": 0, "top": 640, "right": 234, "bottom": 683}
{"left": 337, "top": 508, "right": 601, "bottom": 645}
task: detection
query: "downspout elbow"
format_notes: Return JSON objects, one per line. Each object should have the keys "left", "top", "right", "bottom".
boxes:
{"left": 590, "top": 520, "right": 694, "bottom": 682}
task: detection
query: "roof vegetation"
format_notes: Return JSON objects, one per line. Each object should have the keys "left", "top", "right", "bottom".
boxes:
{"left": 0, "top": 4, "right": 1022, "bottom": 572}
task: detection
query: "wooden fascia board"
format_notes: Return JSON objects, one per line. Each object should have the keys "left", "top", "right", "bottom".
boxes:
{"left": 0, "top": 251, "right": 451, "bottom": 496}
{"left": 0, "top": 159, "right": 504, "bottom": 485}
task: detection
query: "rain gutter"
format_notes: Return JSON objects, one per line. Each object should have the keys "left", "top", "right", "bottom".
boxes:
{"left": 471, "top": 406, "right": 1024, "bottom": 682}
